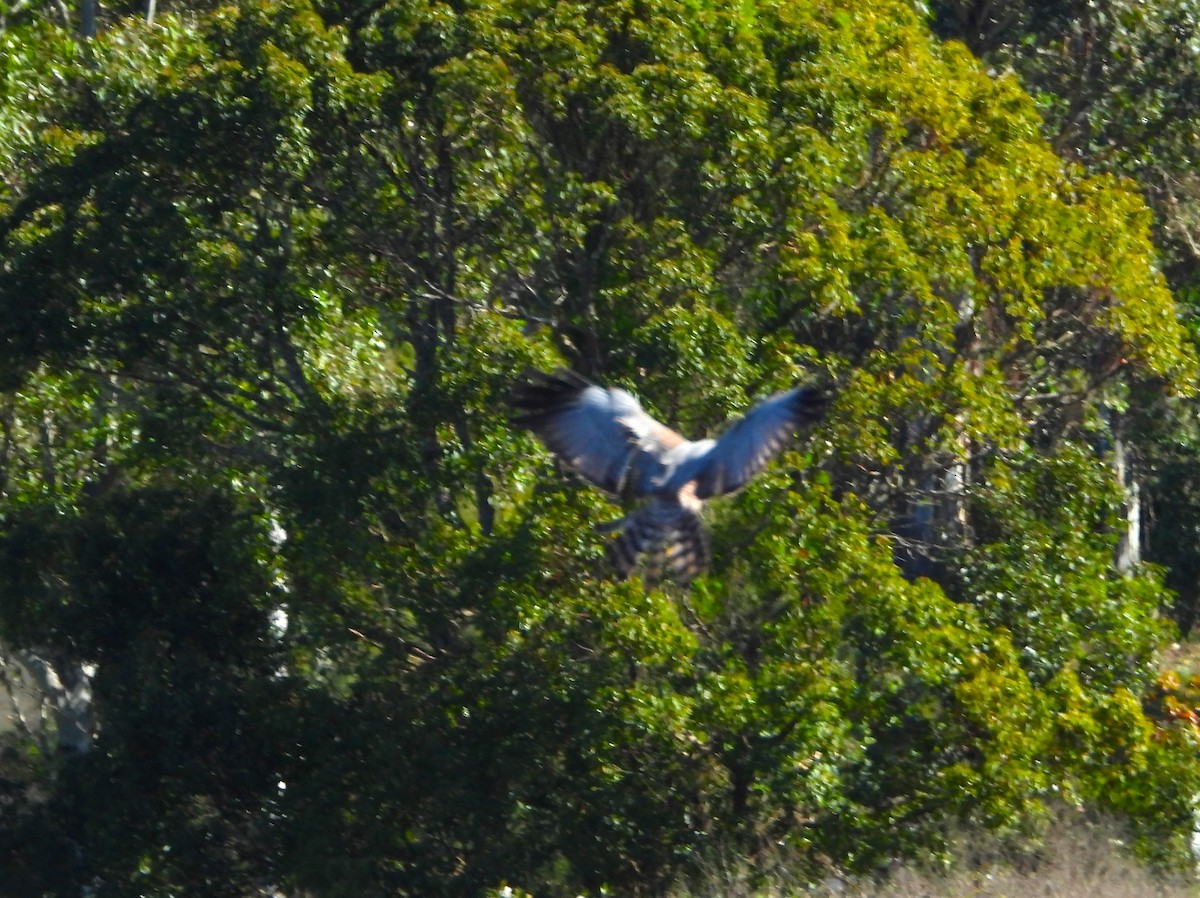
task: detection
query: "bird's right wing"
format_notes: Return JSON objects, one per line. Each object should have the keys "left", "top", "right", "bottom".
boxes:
{"left": 691, "top": 386, "right": 827, "bottom": 499}
{"left": 511, "top": 369, "right": 684, "bottom": 496}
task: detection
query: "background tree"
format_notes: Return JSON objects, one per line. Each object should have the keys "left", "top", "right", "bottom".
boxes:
{"left": 927, "top": 0, "right": 1200, "bottom": 628}
{"left": 0, "top": 1, "right": 1198, "bottom": 896}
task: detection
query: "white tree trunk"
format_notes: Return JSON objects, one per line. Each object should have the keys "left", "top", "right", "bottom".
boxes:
{"left": 1114, "top": 429, "right": 1142, "bottom": 573}
{"left": 3, "top": 647, "right": 96, "bottom": 753}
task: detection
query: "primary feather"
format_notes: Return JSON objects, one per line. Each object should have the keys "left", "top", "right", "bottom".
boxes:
{"left": 511, "top": 369, "right": 828, "bottom": 583}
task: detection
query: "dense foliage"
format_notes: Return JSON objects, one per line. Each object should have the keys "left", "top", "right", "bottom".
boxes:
{"left": 1, "top": 1, "right": 1199, "bottom": 895}
{"left": 929, "top": 0, "right": 1200, "bottom": 628}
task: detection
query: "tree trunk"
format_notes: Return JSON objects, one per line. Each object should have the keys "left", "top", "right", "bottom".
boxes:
{"left": 1114, "top": 427, "right": 1142, "bottom": 573}
{"left": 80, "top": 0, "right": 96, "bottom": 39}
{"left": 11, "top": 650, "right": 96, "bottom": 754}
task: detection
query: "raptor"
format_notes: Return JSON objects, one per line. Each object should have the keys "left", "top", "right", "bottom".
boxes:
{"left": 511, "top": 369, "right": 828, "bottom": 583}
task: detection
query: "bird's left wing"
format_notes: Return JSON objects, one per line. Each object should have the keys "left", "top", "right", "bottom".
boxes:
{"left": 691, "top": 386, "right": 827, "bottom": 499}
{"left": 511, "top": 369, "right": 683, "bottom": 495}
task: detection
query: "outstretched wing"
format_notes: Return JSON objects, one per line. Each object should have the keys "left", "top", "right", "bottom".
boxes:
{"left": 691, "top": 386, "right": 827, "bottom": 499}
{"left": 511, "top": 369, "right": 685, "bottom": 495}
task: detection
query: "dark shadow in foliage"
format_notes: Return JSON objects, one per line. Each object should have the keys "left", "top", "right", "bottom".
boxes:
{"left": 0, "top": 483, "right": 291, "bottom": 897}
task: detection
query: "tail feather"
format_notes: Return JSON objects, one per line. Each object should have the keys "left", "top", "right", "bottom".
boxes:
{"left": 606, "top": 501, "right": 709, "bottom": 584}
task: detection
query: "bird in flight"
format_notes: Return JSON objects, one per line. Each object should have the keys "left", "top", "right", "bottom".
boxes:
{"left": 511, "top": 369, "right": 828, "bottom": 584}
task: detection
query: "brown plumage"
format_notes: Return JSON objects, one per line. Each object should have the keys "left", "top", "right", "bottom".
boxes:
{"left": 511, "top": 369, "right": 828, "bottom": 584}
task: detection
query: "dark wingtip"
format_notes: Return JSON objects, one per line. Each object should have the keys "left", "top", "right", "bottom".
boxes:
{"left": 509, "top": 368, "right": 594, "bottom": 428}
{"left": 790, "top": 386, "right": 830, "bottom": 425}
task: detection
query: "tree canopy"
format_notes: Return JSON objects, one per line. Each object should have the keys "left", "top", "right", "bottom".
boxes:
{"left": 1, "top": 1, "right": 1199, "bottom": 896}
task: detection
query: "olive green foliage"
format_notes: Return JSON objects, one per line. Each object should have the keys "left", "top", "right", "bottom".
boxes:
{"left": 929, "top": 0, "right": 1200, "bottom": 633}
{"left": 0, "top": 1, "right": 1196, "bottom": 896}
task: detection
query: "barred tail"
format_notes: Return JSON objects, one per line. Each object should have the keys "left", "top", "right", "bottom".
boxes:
{"left": 606, "top": 501, "right": 710, "bottom": 584}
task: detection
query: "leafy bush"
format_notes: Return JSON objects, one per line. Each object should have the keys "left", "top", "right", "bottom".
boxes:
{"left": 0, "top": 1, "right": 1196, "bottom": 896}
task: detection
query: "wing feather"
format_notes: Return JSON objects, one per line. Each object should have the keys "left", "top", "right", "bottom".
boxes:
{"left": 691, "top": 386, "right": 827, "bottom": 499}
{"left": 511, "top": 369, "right": 683, "bottom": 495}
